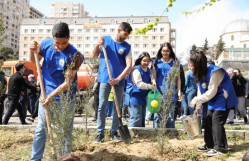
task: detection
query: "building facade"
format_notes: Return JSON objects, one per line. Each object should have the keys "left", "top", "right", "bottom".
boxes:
{"left": 216, "top": 19, "right": 249, "bottom": 70}
{"left": 0, "top": 0, "right": 30, "bottom": 52}
{"left": 30, "top": 6, "right": 44, "bottom": 18}
{"left": 50, "top": 2, "right": 88, "bottom": 18}
{"left": 19, "top": 16, "right": 176, "bottom": 63}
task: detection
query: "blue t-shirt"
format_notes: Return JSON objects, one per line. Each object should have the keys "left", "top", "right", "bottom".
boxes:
{"left": 40, "top": 38, "right": 81, "bottom": 99}
{"left": 185, "top": 71, "right": 197, "bottom": 94}
{"left": 98, "top": 36, "right": 131, "bottom": 86}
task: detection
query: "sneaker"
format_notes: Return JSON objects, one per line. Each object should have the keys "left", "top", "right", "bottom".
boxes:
{"left": 206, "top": 149, "right": 221, "bottom": 157}
{"left": 227, "top": 121, "right": 234, "bottom": 125}
{"left": 180, "top": 115, "right": 186, "bottom": 120}
{"left": 197, "top": 145, "right": 209, "bottom": 152}
{"left": 27, "top": 118, "right": 34, "bottom": 122}
{"left": 94, "top": 134, "right": 104, "bottom": 143}
{"left": 22, "top": 122, "right": 31, "bottom": 125}
{"left": 111, "top": 133, "right": 122, "bottom": 142}
{"left": 92, "top": 119, "right": 97, "bottom": 122}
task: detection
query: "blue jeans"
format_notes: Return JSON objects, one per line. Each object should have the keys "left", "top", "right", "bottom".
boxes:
{"left": 181, "top": 93, "right": 187, "bottom": 116}
{"left": 145, "top": 107, "right": 153, "bottom": 121}
{"left": 30, "top": 100, "right": 75, "bottom": 161}
{"left": 97, "top": 83, "right": 124, "bottom": 135}
{"left": 105, "top": 101, "right": 113, "bottom": 117}
{"left": 153, "top": 102, "right": 176, "bottom": 128}
{"left": 128, "top": 103, "right": 146, "bottom": 127}
{"left": 29, "top": 96, "right": 38, "bottom": 115}
{"left": 186, "top": 92, "right": 196, "bottom": 115}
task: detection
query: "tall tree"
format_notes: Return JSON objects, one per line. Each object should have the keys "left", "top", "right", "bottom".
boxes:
{"left": 0, "top": 16, "right": 6, "bottom": 52}
{"left": 190, "top": 44, "right": 197, "bottom": 56}
{"left": 215, "top": 37, "right": 225, "bottom": 60}
{"left": 203, "top": 38, "right": 209, "bottom": 52}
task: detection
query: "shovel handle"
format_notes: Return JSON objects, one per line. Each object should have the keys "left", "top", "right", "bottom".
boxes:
{"left": 102, "top": 45, "right": 121, "bottom": 118}
{"left": 34, "top": 49, "right": 56, "bottom": 156}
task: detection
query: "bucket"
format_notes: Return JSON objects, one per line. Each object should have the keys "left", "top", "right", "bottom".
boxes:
{"left": 181, "top": 115, "right": 202, "bottom": 138}
{"left": 147, "top": 89, "right": 161, "bottom": 113}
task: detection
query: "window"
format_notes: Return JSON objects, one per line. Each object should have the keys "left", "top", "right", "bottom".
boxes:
{"left": 102, "top": 29, "right": 106, "bottom": 33}
{"left": 55, "top": 20, "right": 60, "bottom": 24}
{"left": 152, "top": 44, "right": 157, "bottom": 48}
{"left": 127, "top": 19, "right": 131, "bottom": 23}
{"left": 24, "top": 44, "right": 28, "bottom": 48}
{"left": 110, "top": 28, "right": 115, "bottom": 33}
{"left": 85, "top": 44, "right": 90, "bottom": 48}
{"left": 77, "top": 44, "right": 82, "bottom": 48}
{"left": 38, "top": 29, "right": 43, "bottom": 33}
{"left": 231, "top": 35, "right": 234, "bottom": 41}
{"left": 70, "top": 20, "right": 75, "bottom": 24}
{"left": 160, "top": 28, "right": 164, "bottom": 32}
{"left": 24, "top": 37, "right": 28, "bottom": 41}
{"left": 152, "top": 28, "right": 157, "bottom": 32}
{"left": 143, "top": 44, "right": 148, "bottom": 48}
{"left": 70, "top": 37, "right": 74, "bottom": 40}
{"left": 40, "top": 20, "right": 44, "bottom": 24}
{"left": 90, "top": 18, "right": 95, "bottom": 24}
{"left": 144, "top": 18, "right": 148, "bottom": 23}
{"left": 152, "top": 51, "right": 156, "bottom": 56}
{"left": 111, "top": 19, "right": 116, "bottom": 24}
{"left": 23, "top": 51, "right": 27, "bottom": 55}
{"left": 94, "top": 29, "right": 99, "bottom": 33}
{"left": 38, "top": 37, "right": 43, "bottom": 41}
{"left": 244, "top": 44, "right": 247, "bottom": 48}
{"left": 77, "top": 37, "right": 82, "bottom": 41}
{"left": 160, "top": 36, "right": 164, "bottom": 40}
{"left": 31, "top": 29, "right": 36, "bottom": 33}
{"left": 135, "top": 36, "right": 140, "bottom": 40}
{"left": 30, "top": 37, "right": 35, "bottom": 41}
{"left": 46, "top": 29, "right": 51, "bottom": 33}
{"left": 85, "top": 36, "right": 90, "bottom": 40}
{"left": 152, "top": 36, "right": 157, "bottom": 40}
{"left": 93, "top": 36, "right": 98, "bottom": 40}
{"left": 134, "top": 44, "right": 139, "bottom": 48}
{"left": 78, "top": 29, "right": 82, "bottom": 33}
{"left": 24, "top": 29, "right": 28, "bottom": 33}
{"left": 143, "top": 36, "right": 148, "bottom": 40}
{"left": 85, "top": 29, "right": 90, "bottom": 33}
{"left": 134, "top": 51, "right": 139, "bottom": 55}
{"left": 70, "top": 29, "right": 74, "bottom": 33}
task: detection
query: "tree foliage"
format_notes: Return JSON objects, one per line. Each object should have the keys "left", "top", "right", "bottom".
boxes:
{"left": 190, "top": 44, "right": 197, "bottom": 56}
{"left": 0, "top": 47, "right": 18, "bottom": 60}
{"left": 0, "top": 16, "right": 6, "bottom": 51}
{"left": 203, "top": 38, "right": 209, "bottom": 52}
{"left": 214, "top": 37, "right": 225, "bottom": 60}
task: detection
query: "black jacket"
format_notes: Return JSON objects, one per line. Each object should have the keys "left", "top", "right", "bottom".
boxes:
{"left": 231, "top": 74, "right": 247, "bottom": 97}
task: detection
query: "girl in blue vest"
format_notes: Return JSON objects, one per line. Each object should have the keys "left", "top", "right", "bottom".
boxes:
{"left": 153, "top": 42, "right": 182, "bottom": 128}
{"left": 124, "top": 52, "right": 156, "bottom": 127}
{"left": 190, "top": 51, "right": 238, "bottom": 157}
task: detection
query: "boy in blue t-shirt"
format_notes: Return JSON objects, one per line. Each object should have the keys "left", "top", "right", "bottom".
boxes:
{"left": 92, "top": 22, "right": 133, "bottom": 143}
{"left": 29, "top": 22, "right": 83, "bottom": 160}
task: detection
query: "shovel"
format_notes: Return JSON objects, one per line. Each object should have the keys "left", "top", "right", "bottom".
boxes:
{"left": 102, "top": 45, "right": 131, "bottom": 144}
{"left": 34, "top": 49, "right": 56, "bottom": 158}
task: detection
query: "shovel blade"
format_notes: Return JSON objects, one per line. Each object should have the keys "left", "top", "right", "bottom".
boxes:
{"left": 119, "top": 124, "right": 131, "bottom": 144}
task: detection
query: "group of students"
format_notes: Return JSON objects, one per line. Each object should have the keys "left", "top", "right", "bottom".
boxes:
{"left": 0, "top": 21, "right": 237, "bottom": 160}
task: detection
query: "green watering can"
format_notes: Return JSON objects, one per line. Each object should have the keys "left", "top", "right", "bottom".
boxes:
{"left": 147, "top": 88, "right": 161, "bottom": 113}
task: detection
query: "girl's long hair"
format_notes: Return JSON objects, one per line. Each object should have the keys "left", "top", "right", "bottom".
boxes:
{"left": 134, "top": 52, "right": 151, "bottom": 68}
{"left": 190, "top": 51, "right": 208, "bottom": 82}
{"left": 154, "top": 42, "right": 176, "bottom": 68}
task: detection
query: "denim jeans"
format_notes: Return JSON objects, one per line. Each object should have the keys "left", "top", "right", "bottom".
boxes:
{"left": 153, "top": 102, "right": 176, "bottom": 128}
{"left": 181, "top": 93, "right": 187, "bottom": 116}
{"left": 105, "top": 101, "right": 113, "bottom": 117}
{"left": 145, "top": 107, "right": 153, "bottom": 121}
{"left": 186, "top": 92, "right": 196, "bottom": 115}
{"left": 97, "top": 83, "right": 124, "bottom": 135}
{"left": 128, "top": 103, "right": 146, "bottom": 127}
{"left": 30, "top": 100, "right": 75, "bottom": 161}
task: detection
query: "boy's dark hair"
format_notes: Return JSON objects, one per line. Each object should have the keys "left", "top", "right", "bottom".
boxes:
{"left": 52, "top": 22, "right": 70, "bottom": 38}
{"left": 15, "top": 62, "right": 25, "bottom": 71}
{"left": 119, "top": 22, "right": 133, "bottom": 34}
{"left": 0, "top": 56, "right": 6, "bottom": 61}
{"left": 242, "top": 152, "right": 249, "bottom": 161}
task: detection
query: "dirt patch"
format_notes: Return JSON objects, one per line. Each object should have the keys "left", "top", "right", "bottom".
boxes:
{"left": 0, "top": 128, "right": 248, "bottom": 161}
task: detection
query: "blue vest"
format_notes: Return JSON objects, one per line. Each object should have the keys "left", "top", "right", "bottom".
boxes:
{"left": 98, "top": 36, "right": 131, "bottom": 86}
{"left": 154, "top": 59, "right": 178, "bottom": 103}
{"left": 198, "top": 64, "right": 238, "bottom": 111}
{"left": 41, "top": 38, "right": 80, "bottom": 99}
{"left": 124, "top": 66, "right": 151, "bottom": 106}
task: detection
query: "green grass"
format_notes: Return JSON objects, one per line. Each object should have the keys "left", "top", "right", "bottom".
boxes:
{"left": 183, "top": 149, "right": 199, "bottom": 160}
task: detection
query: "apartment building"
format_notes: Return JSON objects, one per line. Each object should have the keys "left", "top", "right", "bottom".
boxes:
{"left": 0, "top": 0, "right": 30, "bottom": 52}
{"left": 30, "top": 6, "right": 44, "bottom": 18}
{"left": 50, "top": 2, "right": 88, "bottom": 18}
{"left": 19, "top": 16, "right": 176, "bottom": 62}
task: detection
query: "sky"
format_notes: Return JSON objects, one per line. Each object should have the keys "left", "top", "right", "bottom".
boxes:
{"left": 30, "top": 0, "right": 249, "bottom": 63}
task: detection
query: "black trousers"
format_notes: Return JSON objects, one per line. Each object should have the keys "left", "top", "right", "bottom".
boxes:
{"left": 0, "top": 95, "right": 6, "bottom": 124}
{"left": 204, "top": 109, "right": 230, "bottom": 153}
{"left": 3, "top": 95, "right": 26, "bottom": 124}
